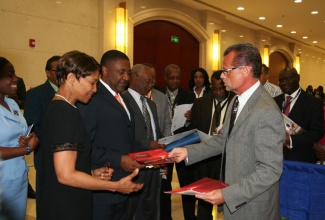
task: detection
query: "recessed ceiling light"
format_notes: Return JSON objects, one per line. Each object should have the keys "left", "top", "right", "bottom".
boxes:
{"left": 291, "top": 31, "right": 297, "bottom": 34}
{"left": 294, "top": 0, "right": 302, "bottom": 3}
{"left": 209, "top": 22, "right": 214, "bottom": 25}
{"left": 303, "top": 36, "right": 308, "bottom": 39}
{"left": 140, "top": 5, "right": 146, "bottom": 9}
{"left": 239, "top": 35, "right": 244, "bottom": 38}
{"left": 311, "top": 11, "right": 318, "bottom": 14}
{"left": 276, "top": 24, "right": 283, "bottom": 28}
{"left": 221, "top": 30, "right": 227, "bottom": 32}
{"left": 55, "top": 1, "right": 62, "bottom": 3}
{"left": 259, "top": 17, "right": 266, "bottom": 20}
{"left": 313, "top": 41, "right": 318, "bottom": 43}
{"left": 237, "top": 7, "right": 245, "bottom": 10}
{"left": 261, "top": 39, "right": 266, "bottom": 42}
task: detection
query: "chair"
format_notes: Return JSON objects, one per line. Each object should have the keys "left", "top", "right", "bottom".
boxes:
{"left": 313, "top": 142, "right": 325, "bottom": 165}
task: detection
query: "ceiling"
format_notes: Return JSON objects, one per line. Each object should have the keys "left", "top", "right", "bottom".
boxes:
{"left": 174, "top": 0, "right": 325, "bottom": 55}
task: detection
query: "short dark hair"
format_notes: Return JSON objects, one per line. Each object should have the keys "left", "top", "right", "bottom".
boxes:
{"left": 262, "top": 64, "right": 269, "bottom": 74}
{"left": 45, "top": 56, "right": 61, "bottom": 71}
{"left": 224, "top": 43, "right": 262, "bottom": 78}
{"left": 188, "top": 67, "right": 210, "bottom": 90}
{"left": 100, "top": 50, "right": 129, "bottom": 67}
{"left": 211, "top": 70, "right": 223, "bottom": 80}
{"left": 0, "top": 57, "right": 10, "bottom": 78}
{"left": 56, "top": 50, "right": 100, "bottom": 86}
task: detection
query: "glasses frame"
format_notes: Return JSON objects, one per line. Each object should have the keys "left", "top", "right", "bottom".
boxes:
{"left": 221, "top": 66, "right": 246, "bottom": 75}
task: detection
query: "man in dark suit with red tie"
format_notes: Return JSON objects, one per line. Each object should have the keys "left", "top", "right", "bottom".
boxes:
{"left": 77, "top": 50, "right": 144, "bottom": 220}
{"left": 274, "top": 66, "right": 324, "bottom": 163}
{"left": 187, "top": 70, "right": 235, "bottom": 220}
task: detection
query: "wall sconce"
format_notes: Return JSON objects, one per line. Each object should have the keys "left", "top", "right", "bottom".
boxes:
{"left": 116, "top": 2, "right": 127, "bottom": 54}
{"left": 212, "top": 30, "right": 220, "bottom": 71}
{"left": 263, "top": 45, "right": 269, "bottom": 65}
{"left": 295, "top": 54, "right": 300, "bottom": 73}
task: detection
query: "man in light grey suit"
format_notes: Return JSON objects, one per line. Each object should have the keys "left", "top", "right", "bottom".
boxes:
{"left": 169, "top": 43, "right": 285, "bottom": 219}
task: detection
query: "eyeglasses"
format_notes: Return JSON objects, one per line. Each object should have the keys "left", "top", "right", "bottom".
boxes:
{"left": 221, "top": 66, "right": 246, "bottom": 75}
{"left": 278, "top": 74, "right": 297, "bottom": 84}
{"left": 134, "top": 73, "right": 155, "bottom": 85}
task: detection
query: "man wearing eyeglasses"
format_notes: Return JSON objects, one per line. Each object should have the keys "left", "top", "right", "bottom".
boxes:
{"left": 186, "top": 70, "right": 235, "bottom": 220}
{"left": 121, "top": 64, "right": 164, "bottom": 220}
{"left": 274, "top": 66, "right": 324, "bottom": 163}
{"left": 169, "top": 43, "right": 285, "bottom": 219}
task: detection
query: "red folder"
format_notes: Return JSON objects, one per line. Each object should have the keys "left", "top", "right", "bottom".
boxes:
{"left": 129, "top": 149, "right": 174, "bottom": 165}
{"left": 165, "top": 177, "right": 228, "bottom": 195}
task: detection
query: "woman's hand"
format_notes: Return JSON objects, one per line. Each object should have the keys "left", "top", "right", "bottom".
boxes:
{"left": 92, "top": 167, "right": 114, "bottom": 181}
{"left": 116, "top": 169, "right": 143, "bottom": 194}
{"left": 18, "top": 133, "right": 38, "bottom": 151}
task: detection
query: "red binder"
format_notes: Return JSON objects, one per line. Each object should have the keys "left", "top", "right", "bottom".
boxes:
{"left": 165, "top": 177, "right": 228, "bottom": 195}
{"left": 129, "top": 149, "right": 174, "bottom": 165}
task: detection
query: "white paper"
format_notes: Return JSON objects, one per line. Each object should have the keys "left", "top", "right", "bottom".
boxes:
{"left": 171, "top": 104, "right": 193, "bottom": 133}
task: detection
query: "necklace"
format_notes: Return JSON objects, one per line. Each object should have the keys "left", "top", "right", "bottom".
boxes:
{"left": 55, "top": 94, "right": 77, "bottom": 108}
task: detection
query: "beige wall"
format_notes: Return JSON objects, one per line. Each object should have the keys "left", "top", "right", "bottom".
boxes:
{"left": 1, "top": 0, "right": 324, "bottom": 90}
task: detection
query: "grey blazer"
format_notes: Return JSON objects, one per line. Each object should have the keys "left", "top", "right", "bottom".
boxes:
{"left": 151, "top": 89, "right": 172, "bottom": 137}
{"left": 185, "top": 84, "right": 285, "bottom": 219}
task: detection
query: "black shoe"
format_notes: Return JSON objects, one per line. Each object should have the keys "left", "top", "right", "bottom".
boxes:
{"left": 27, "top": 183, "right": 36, "bottom": 199}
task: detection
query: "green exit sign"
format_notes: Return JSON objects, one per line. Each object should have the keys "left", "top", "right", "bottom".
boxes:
{"left": 171, "top": 36, "right": 179, "bottom": 43}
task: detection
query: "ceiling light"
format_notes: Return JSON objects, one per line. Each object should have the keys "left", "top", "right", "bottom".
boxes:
{"left": 239, "top": 35, "right": 244, "bottom": 38}
{"left": 237, "top": 7, "right": 245, "bottom": 10}
{"left": 311, "top": 11, "right": 318, "bottom": 14}
{"left": 209, "top": 22, "right": 214, "bottom": 25}
{"left": 303, "top": 36, "right": 308, "bottom": 39}
{"left": 140, "top": 5, "right": 146, "bottom": 9}
{"left": 291, "top": 31, "right": 296, "bottom": 34}
{"left": 221, "top": 30, "right": 227, "bottom": 32}
{"left": 294, "top": 0, "right": 302, "bottom": 3}
{"left": 313, "top": 41, "right": 318, "bottom": 43}
{"left": 261, "top": 39, "right": 266, "bottom": 42}
{"left": 276, "top": 24, "right": 283, "bottom": 28}
{"left": 55, "top": 1, "right": 62, "bottom": 3}
{"left": 259, "top": 17, "right": 265, "bottom": 20}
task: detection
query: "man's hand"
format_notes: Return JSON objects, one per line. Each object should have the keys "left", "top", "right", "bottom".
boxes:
{"left": 184, "top": 110, "right": 192, "bottom": 121}
{"left": 195, "top": 189, "right": 225, "bottom": 205}
{"left": 121, "top": 155, "right": 145, "bottom": 172}
{"left": 168, "top": 147, "right": 188, "bottom": 163}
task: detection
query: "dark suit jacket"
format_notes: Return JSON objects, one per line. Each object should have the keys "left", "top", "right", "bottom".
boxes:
{"left": 24, "top": 80, "right": 55, "bottom": 170}
{"left": 77, "top": 81, "right": 134, "bottom": 204}
{"left": 274, "top": 89, "right": 324, "bottom": 163}
{"left": 189, "top": 92, "right": 235, "bottom": 133}
{"left": 121, "top": 90, "right": 161, "bottom": 150}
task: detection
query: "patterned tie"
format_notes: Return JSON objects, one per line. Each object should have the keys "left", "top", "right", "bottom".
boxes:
{"left": 283, "top": 96, "right": 292, "bottom": 116}
{"left": 222, "top": 96, "right": 239, "bottom": 181}
{"left": 115, "top": 93, "right": 125, "bottom": 109}
{"left": 140, "top": 96, "right": 154, "bottom": 141}
{"left": 210, "top": 101, "right": 222, "bottom": 135}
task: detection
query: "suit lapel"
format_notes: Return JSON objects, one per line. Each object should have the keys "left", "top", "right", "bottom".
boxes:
{"left": 229, "top": 85, "right": 263, "bottom": 138}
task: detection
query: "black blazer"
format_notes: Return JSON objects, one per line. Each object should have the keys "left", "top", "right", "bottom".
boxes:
{"left": 274, "top": 89, "right": 324, "bottom": 163}
{"left": 77, "top": 81, "right": 134, "bottom": 204}
{"left": 121, "top": 90, "right": 161, "bottom": 151}
{"left": 24, "top": 80, "right": 56, "bottom": 170}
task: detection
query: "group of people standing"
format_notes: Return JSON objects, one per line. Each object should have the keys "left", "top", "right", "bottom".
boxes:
{"left": 1, "top": 42, "right": 324, "bottom": 220}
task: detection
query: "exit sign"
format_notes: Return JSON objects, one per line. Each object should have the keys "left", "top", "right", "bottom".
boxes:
{"left": 171, "top": 36, "right": 179, "bottom": 43}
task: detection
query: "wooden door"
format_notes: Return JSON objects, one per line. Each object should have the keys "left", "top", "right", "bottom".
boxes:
{"left": 134, "top": 20, "right": 199, "bottom": 90}
{"left": 269, "top": 52, "right": 289, "bottom": 85}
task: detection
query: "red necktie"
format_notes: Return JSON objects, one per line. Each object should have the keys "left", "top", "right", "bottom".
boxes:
{"left": 115, "top": 93, "right": 125, "bottom": 109}
{"left": 283, "top": 96, "right": 292, "bottom": 116}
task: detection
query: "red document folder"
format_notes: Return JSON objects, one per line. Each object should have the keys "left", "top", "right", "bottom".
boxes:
{"left": 129, "top": 149, "right": 174, "bottom": 165}
{"left": 165, "top": 177, "right": 229, "bottom": 196}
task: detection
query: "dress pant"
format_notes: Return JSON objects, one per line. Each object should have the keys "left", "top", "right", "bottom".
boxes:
{"left": 127, "top": 168, "right": 161, "bottom": 220}
{"left": 93, "top": 200, "right": 128, "bottom": 220}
